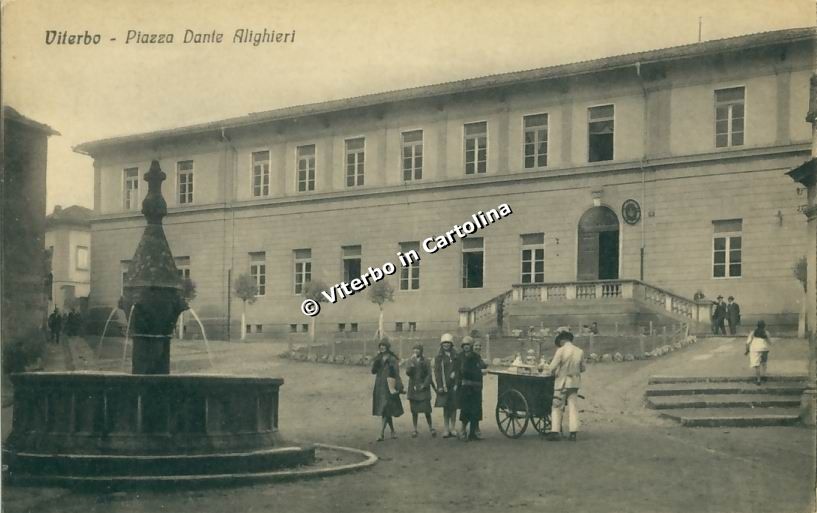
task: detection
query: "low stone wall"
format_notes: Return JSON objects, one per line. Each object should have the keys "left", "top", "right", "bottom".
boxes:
{"left": 278, "top": 334, "right": 700, "bottom": 367}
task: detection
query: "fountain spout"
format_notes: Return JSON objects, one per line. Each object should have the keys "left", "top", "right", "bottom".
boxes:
{"left": 122, "top": 160, "right": 187, "bottom": 374}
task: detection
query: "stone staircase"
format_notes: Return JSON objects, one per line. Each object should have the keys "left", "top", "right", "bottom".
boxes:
{"left": 645, "top": 375, "right": 807, "bottom": 427}
{"left": 460, "top": 279, "right": 712, "bottom": 336}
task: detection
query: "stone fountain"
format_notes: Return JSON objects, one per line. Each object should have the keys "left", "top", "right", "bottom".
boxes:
{"left": 3, "top": 161, "right": 317, "bottom": 484}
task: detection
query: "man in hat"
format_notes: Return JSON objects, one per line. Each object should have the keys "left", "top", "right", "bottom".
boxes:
{"left": 726, "top": 296, "right": 741, "bottom": 335}
{"left": 712, "top": 296, "right": 727, "bottom": 335}
{"left": 457, "top": 336, "right": 487, "bottom": 441}
{"left": 546, "top": 330, "right": 585, "bottom": 442}
{"left": 433, "top": 333, "right": 459, "bottom": 438}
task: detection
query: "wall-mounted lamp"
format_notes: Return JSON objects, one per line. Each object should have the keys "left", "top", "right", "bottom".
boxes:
{"left": 776, "top": 210, "right": 784, "bottom": 226}
{"left": 591, "top": 190, "right": 603, "bottom": 208}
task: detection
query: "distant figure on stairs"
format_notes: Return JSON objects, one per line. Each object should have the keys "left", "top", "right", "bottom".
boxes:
{"left": 726, "top": 296, "right": 741, "bottom": 335}
{"left": 745, "top": 320, "right": 772, "bottom": 386}
{"left": 712, "top": 296, "right": 727, "bottom": 335}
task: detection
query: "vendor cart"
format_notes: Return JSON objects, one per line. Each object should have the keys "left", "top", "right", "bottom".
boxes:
{"left": 488, "top": 370, "right": 554, "bottom": 438}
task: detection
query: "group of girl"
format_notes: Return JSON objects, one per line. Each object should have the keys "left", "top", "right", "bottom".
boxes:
{"left": 370, "top": 333, "right": 486, "bottom": 442}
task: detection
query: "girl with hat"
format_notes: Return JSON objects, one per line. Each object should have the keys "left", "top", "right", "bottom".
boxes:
{"left": 406, "top": 344, "right": 436, "bottom": 438}
{"left": 434, "top": 333, "right": 459, "bottom": 438}
{"left": 745, "top": 320, "right": 773, "bottom": 385}
{"left": 457, "top": 336, "right": 487, "bottom": 441}
{"left": 371, "top": 337, "right": 404, "bottom": 441}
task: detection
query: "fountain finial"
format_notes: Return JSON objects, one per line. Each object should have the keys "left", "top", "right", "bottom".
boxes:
{"left": 142, "top": 159, "right": 168, "bottom": 225}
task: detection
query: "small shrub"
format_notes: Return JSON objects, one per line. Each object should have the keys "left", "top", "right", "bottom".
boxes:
{"left": 3, "top": 328, "right": 47, "bottom": 374}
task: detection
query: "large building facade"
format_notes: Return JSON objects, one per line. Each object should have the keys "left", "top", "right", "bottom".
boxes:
{"left": 77, "top": 28, "right": 815, "bottom": 338}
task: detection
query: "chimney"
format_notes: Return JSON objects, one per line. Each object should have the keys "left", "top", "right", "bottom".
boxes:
{"left": 53, "top": 205, "right": 62, "bottom": 213}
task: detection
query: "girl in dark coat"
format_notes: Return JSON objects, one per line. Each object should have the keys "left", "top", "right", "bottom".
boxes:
{"left": 371, "top": 337, "right": 404, "bottom": 441}
{"left": 457, "top": 336, "right": 487, "bottom": 441}
{"left": 433, "top": 333, "right": 459, "bottom": 438}
{"left": 405, "top": 344, "right": 436, "bottom": 438}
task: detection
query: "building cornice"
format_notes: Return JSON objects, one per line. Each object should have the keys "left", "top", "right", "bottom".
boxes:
{"left": 90, "top": 143, "right": 810, "bottom": 225}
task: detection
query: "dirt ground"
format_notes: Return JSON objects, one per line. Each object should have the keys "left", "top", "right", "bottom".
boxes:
{"left": 3, "top": 336, "right": 815, "bottom": 513}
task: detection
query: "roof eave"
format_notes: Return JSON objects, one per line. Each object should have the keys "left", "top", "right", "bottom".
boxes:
{"left": 73, "top": 26, "right": 817, "bottom": 157}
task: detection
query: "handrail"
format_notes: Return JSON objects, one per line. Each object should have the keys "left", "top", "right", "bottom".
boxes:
{"left": 460, "top": 278, "right": 709, "bottom": 328}
{"left": 470, "top": 289, "right": 513, "bottom": 315}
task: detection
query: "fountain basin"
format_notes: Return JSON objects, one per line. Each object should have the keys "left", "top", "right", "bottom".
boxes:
{"left": 4, "top": 372, "right": 315, "bottom": 481}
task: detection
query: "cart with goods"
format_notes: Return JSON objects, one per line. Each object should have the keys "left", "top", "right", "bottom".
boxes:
{"left": 488, "top": 369, "right": 554, "bottom": 438}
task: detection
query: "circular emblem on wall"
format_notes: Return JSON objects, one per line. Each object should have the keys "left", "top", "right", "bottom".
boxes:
{"left": 622, "top": 199, "right": 641, "bottom": 225}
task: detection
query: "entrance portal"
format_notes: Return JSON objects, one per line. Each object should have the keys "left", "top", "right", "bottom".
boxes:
{"left": 577, "top": 206, "right": 620, "bottom": 281}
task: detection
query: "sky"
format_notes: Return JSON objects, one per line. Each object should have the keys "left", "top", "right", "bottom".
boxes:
{"left": 2, "top": 0, "right": 814, "bottom": 213}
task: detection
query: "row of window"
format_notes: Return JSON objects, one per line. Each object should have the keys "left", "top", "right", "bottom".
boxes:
{"left": 119, "top": 220, "right": 742, "bottom": 296}
{"left": 121, "top": 87, "right": 747, "bottom": 209}
{"left": 47, "top": 245, "right": 90, "bottom": 272}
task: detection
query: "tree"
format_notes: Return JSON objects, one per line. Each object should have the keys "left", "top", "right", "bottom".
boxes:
{"left": 793, "top": 256, "right": 808, "bottom": 336}
{"left": 234, "top": 273, "right": 258, "bottom": 341}
{"left": 177, "top": 278, "right": 197, "bottom": 340}
{"left": 181, "top": 277, "right": 198, "bottom": 301}
{"left": 369, "top": 280, "right": 395, "bottom": 339}
{"left": 793, "top": 256, "right": 807, "bottom": 293}
{"left": 302, "top": 280, "right": 329, "bottom": 355}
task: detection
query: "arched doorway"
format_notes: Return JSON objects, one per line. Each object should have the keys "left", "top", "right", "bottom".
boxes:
{"left": 577, "top": 206, "right": 620, "bottom": 281}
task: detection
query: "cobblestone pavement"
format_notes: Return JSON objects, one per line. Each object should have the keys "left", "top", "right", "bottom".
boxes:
{"left": 3, "top": 336, "right": 815, "bottom": 513}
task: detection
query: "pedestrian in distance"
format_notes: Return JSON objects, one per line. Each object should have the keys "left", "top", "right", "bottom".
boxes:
{"left": 745, "top": 320, "right": 772, "bottom": 386}
{"left": 371, "top": 337, "right": 404, "bottom": 441}
{"left": 47, "top": 308, "right": 62, "bottom": 344}
{"left": 405, "top": 344, "right": 436, "bottom": 438}
{"left": 712, "top": 295, "right": 727, "bottom": 335}
{"left": 726, "top": 296, "right": 741, "bottom": 335}
{"left": 433, "top": 333, "right": 459, "bottom": 438}
{"left": 457, "top": 336, "right": 486, "bottom": 442}
{"left": 65, "top": 310, "right": 77, "bottom": 337}
{"left": 546, "top": 330, "right": 586, "bottom": 442}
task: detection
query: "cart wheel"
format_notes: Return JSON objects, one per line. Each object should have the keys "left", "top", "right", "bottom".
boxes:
{"left": 495, "top": 389, "right": 529, "bottom": 438}
{"left": 530, "top": 412, "right": 551, "bottom": 435}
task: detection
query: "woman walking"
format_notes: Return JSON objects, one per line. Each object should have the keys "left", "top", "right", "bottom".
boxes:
{"left": 405, "top": 344, "right": 436, "bottom": 438}
{"left": 434, "top": 333, "right": 459, "bottom": 438}
{"left": 745, "top": 320, "right": 772, "bottom": 385}
{"left": 371, "top": 337, "right": 404, "bottom": 441}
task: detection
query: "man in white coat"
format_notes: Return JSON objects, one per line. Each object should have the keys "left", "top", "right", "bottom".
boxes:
{"left": 546, "top": 330, "right": 585, "bottom": 442}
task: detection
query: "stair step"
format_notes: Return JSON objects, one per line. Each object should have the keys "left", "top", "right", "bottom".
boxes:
{"left": 658, "top": 407, "right": 802, "bottom": 427}
{"left": 648, "top": 375, "right": 808, "bottom": 385}
{"left": 647, "top": 394, "right": 802, "bottom": 410}
{"left": 645, "top": 382, "right": 806, "bottom": 397}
